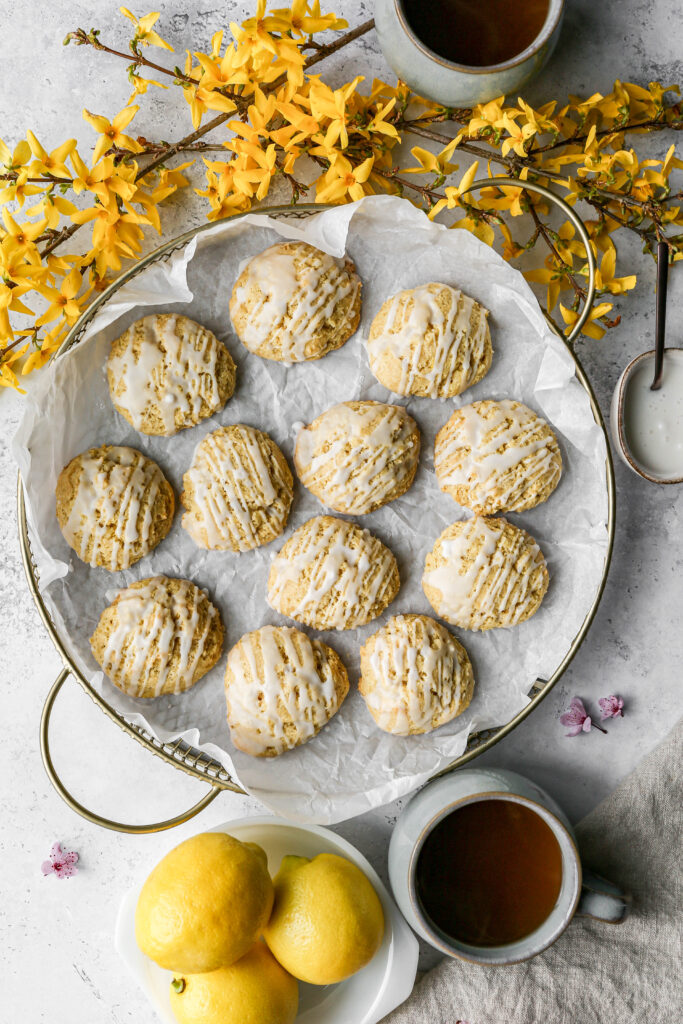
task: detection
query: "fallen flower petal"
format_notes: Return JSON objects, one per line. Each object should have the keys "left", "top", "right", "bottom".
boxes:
{"left": 560, "top": 696, "right": 607, "bottom": 736}
{"left": 599, "top": 694, "right": 624, "bottom": 720}
{"left": 41, "top": 841, "right": 79, "bottom": 879}
{"left": 560, "top": 696, "right": 591, "bottom": 735}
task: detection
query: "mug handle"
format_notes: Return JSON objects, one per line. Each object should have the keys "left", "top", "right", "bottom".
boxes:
{"left": 576, "top": 870, "right": 631, "bottom": 924}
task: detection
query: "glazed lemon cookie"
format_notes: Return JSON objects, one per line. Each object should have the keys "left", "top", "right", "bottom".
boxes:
{"left": 422, "top": 516, "right": 548, "bottom": 631}
{"left": 107, "top": 314, "right": 236, "bottom": 437}
{"left": 229, "top": 241, "right": 362, "bottom": 363}
{"left": 294, "top": 401, "right": 420, "bottom": 515}
{"left": 225, "top": 625, "right": 349, "bottom": 757}
{"left": 55, "top": 444, "right": 174, "bottom": 571}
{"left": 435, "top": 399, "right": 562, "bottom": 515}
{"left": 267, "top": 515, "right": 400, "bottom": 631}
{"left": 367, "top": 282, "right": 491, "bottom": 398}
{"left": 181, "top": 425, "right": 293, "bottom": 552}
{"left": 90, "top": 576, "right": 224, "bottom": 698}
{"left": 359, "top": 614, "right": 474, "bottom": 736}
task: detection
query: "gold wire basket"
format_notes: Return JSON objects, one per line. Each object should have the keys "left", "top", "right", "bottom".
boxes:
{"left": 18, "top": 179, "right": 615, "bottom": 833}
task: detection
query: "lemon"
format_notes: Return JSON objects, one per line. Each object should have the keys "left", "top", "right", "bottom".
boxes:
{"left": 169, "top": 942, "right": 298, "bottom": 1024}
{"left": 264, "top": 853, "right": 385, "bottom": 985}
{"left": 135, "top": 832, "right": 273, "bottom": 973}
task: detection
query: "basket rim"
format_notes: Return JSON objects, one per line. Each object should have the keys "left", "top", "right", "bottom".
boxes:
{"left": 17, "top": 192, "right": 616, "bottom": 797}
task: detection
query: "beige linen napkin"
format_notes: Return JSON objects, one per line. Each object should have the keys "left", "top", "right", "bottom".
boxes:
{"left": 383, "top": 724, "right": 682, "bottom": 1024}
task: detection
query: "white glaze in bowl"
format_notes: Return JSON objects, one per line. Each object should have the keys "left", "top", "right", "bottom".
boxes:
{"left": 610, "top": 348, "right": 683, "bottom": 484}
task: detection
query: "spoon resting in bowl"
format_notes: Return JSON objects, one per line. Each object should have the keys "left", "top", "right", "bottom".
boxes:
{"left": 650, "top": 240, "right": 669, "bottom": 391}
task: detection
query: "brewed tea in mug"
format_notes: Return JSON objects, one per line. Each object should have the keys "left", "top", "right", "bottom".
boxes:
{"left": 401, "top": 0, "right": 550, "bottom": 67}
{"left": 415, "top": 798, "right": 563, "bottom": 946}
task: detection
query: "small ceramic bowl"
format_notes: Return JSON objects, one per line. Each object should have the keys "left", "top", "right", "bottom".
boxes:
{"left": 115, "top": 816, "right": 419, "bottom": 1024}
{"left": 611, "top": 348, "right": 683, "bottom": 484}
{"left": 374, "top": 0, "right": 565, "bottom": 107}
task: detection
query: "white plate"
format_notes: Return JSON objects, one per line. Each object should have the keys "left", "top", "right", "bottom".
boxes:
{"left": 115, "top": 816, "right": 419, "bottom": 1024}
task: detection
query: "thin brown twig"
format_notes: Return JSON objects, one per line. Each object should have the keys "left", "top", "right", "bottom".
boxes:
{"left": 532, "top": 115, "right": 683, "bottom": 154}
{"left": 65, "top": 29, "right": 199, "bottom": 87}
{"left": 401, "top": 119, "right": 679, "bottom": 222}
{"left": 398, "top": 120, "right": 574, "bottom": 193}
{"left": 401, "top": 105, "right": 683, "bottom": 153}
{"left": 0, "top": 174, "right": 72, "bottom": 183}
{"left": 372, "top": 166, "right": 503, "bottom": 231}
{"left": 580, "top": 196, "right": 660, "bottom": 254}
{"left": 399, "top": 120, "right": 507, "bottom": 163}
{"left": 114, "top": 141, "right": 229, "bottom": 156}
{"left": 37, "top": 19, "right": 375, "bottom": 260}
{"left": 132, "top": 18, "right": 376, "bottom": 181}
{"left": 277, "top": 158, "right": 309, "bottom": 202}
{"left": 527, "top": 201, "right": 585, "bottom": 301}
{"left": 398, "top": 110, "right": 473, "bottom": 130}
{"left": 372, "top": 166, "right": 444, "bottom": 204}
{"left": 1, "top": 334, "right": 32, "bottom": 356}
{"left": 38, "top": 224, "right": 81, "bottom": 259}
{"left": 133, "top": 112, "right": 238, "bottom": 182}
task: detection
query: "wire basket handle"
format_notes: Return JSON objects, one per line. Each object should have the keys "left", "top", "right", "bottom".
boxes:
{"left": 461, "top": 176, "right": 597, "bottom": 344}
{"left": 41, "top": 668, "right": 221, "bottom": 834}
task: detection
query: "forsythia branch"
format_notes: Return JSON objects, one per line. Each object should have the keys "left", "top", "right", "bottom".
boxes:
{"left": 1, "top": 4, "right": 681, "bottom": 389}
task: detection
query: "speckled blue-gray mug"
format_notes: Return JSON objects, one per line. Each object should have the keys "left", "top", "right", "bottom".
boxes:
{"left": 388, "top": 768, "right": 629, "bottom": 965}
{"left": 374, "top": 0, "right": 564, "bottom": 107}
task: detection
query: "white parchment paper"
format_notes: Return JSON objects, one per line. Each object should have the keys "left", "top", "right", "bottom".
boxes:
{"left": 13, "top": 196, "right": 609, "bottom": 823}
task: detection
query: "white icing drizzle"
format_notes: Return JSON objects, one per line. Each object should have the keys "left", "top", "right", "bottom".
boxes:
{"left": 435, "top": 399, "right": 561, "bottom": 512}
{"left": 98, "top": 577, "right": 217, "bottom": 697}
{"left": 368, "top": 283, "right": 489, "bottom": 397}
{"left": 231, "top": 243, "right": 360, "bottom": 362}
{"left": 107, "top": 315, "right": 225, "bottom": 435}
{"left": 363, "top": 615, "right": 469, "bottom": 735}
{"left": 62, "top": 446, "right": 167, "bottom": 570}
{"left": 182, "top": 425, "right": 291, "bottom": 552}
{"left": 226, "top": 625, "right": 340, "bottom": 756}
{"left": 267, "top": 515, "right": 398, "bottom": 630}
{"left": 295, "top": 401, "right": 419, "bottom": 514}
{"left": 423, "top": 517, "right": 546, "bottom": 631}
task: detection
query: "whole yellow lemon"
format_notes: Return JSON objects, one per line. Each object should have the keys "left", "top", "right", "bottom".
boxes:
{"left": 135, "top": 832, "right": 273, "bottom": 973}
{"left": 264, "top": 853, "right": 385, "bottom": 985}
{"left": 169, "top": 942, "right": 298, "bottom": 1024}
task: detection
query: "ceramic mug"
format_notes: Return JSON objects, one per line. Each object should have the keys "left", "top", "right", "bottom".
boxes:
{"left": 388, "top": 768, "right": 629, "bottom": 965}
{"left": 374, "top": 0, "right": 565, "bottom": 108}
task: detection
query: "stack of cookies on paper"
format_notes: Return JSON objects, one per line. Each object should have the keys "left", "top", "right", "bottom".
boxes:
{"left": 54, "top": 236, "right": 562, "bottom": 760}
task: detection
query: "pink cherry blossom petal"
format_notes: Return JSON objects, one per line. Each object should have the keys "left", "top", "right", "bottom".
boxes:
{"left": 42, "top": 841, "right": 79, "bottom": 879}
{"left": 599, "top": 695, "right": 624, "bottom": 720}
{"left": 560, "top": 697, "right": 594, "bottom": 736}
